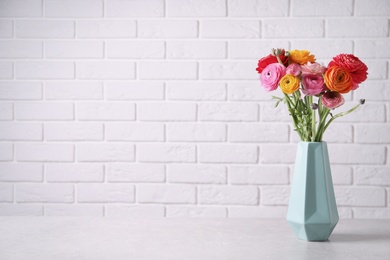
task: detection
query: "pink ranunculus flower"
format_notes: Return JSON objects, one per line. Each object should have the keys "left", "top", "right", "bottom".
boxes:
{"left": 286, "top": 63, "right": 301, "bottom": 76}
{"left": 260, "top": 63, "right": 286, "bottom": 91}
{"left": 322, "top": 91, "right": 345, "bottom": 109}
{"left": 301, "top": 73, "right": 326, "bottom": 96}
{"left": 301, "top": 62, "right": 326, "bottom": 75}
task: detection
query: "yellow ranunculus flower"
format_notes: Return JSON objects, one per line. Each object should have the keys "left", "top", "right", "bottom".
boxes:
{"left": 289, "top": 50, "right": 316, "bottom": 65}
{"left": 279, "top": 74, "right": 300, "bottom": 94}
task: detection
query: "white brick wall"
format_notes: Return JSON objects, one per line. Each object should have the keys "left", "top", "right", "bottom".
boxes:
{"left": 0, "top": 0, "right": 389, "bottom": 219}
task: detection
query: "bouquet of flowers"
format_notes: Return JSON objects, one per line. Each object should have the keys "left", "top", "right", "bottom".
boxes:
{"left": 256, "top": 49, "right": 368, "bottom": 142}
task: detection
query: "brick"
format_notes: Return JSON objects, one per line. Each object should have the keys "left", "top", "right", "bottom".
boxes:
{"left": 354, "top": 208, "right": 390, "bottom": 219}
{"left": 167, "top": 40, "right": 226, "bottom": 59}
{"left": 45, "top": 122, "right": 103, "bottom": 141}
{"left": 167, "top": 0, "right": 226, "bottom": 17}
{"left": 106, "top": 123, "right": 164, "bottom": 142}
{"left": 364, "top": 60, "right": 387, "bottom": 80}
{"left": 15, "top": 61, "right": 74, "bottom": 79}
{"left": 106, "top": 0, "right": 164, "bottom": 17}
{"left": 327, "top": 19, "right": 388, "bottom": 38}
{"left": 0, "top": 40, "right": 42, "bottom": 58}
{"left": 229, "top": 123, "right": 289, "bottom": 142}
{"left": 167, "top": 123, "right": 226, "bottom": 142}
{"left": 335, "top": 187, "right": 385, "bottom": 206}
{"left": 0, "top": 0, "right": 42, "bottom": 17}
{"left": 167, "top": 206, "right": 227, "bottom": 218}
{"left": 0, "top": 204, "right": 43, "bottom": 216}
{"left": 77, "top": 184, "right": 134, "bottom": 203}
{"left": 354, "top": 81, "right": 390, "bottom": 101}
{"left": 355, "top": 40, "right": 390, "bottom": 59}
{"left": 0, "top": 122, "right": 42, "bottom": 141}
{"left": 45, "top": 81, "right": 103, "bottom": 100}
{"left": 46, "top": 163, "right": 103, "bottom": 183}
{"left": 228, "top": 82, "right": 274, "bottom": 101}
{"left": 77, "top": 20, "right": 136, "bottom": 38}
{"left": 229, "top": 40, "right": 289, "bottom": 59}
{"left": 199, "top": 103, "right": 258, "bottom": 121}
{"left": 106, "top": 205, "right": 165, "bottom": 217}
{"left": 138, "top": 103, "right": 197, "bottom": 121}
{"left": 45, "top": 0, "right": 103, "bottom": 18}
{"left": 261, "top": 186, "right": 290, "bottom": 206}
{"left": 260, "top": 144, "right": 296, "bottom": 164}
{"left": 15, "top": 102, "right": 74, "bottom": 120}
{"left": 261, "top": 102, "right": 297, "bottom": 122}
{"left": 76, "top": 102, "right": 135, "bottom": 121}
{"left": 15, "top": 20, "right": 74, "bottom": 38}
{"left": 355, "top": 124, "right": 390, "bottom": 144}
{"left": 338, "top": 208, "right": 353, "bottom": 219}
{"left": 0, "top": 143, "right": 13, "bottom": 161}
{"left": 77, "top": 143, "right": 135, "bottom": 162}
{"left": 15, "top": 184, "right": 74, "bottom": 202}
{"left": 331, "top": 165, "right": 353, "bottom": 185}
{"left": 137, "top": 144, "right": 196, "bottom": 163}
{"left": 0, "top": 20, "right": 13, "bottom": 38}
{"left": 200, "top": 61, "right": 257, "bottom": 80}
{"left": 139, "top": 61, "right": 197, "bottom": 80}
{"left": 229, "top": 166, "right": 289, "bottom": 185}
{"left": 0, "top": 61, "right": 13, "bottom": 79}
{"left": 199, "top": 185, "right": 258, "bottom": 205}
{"left": 229, "top": 206, "right": 287, "bottom": 218}
{"left": 167, "top": 164, "right": 226, "bottom": 184}
{"left": 355, "top": 0, "right": 390, "bottom": 16}
{"left": 329, "top": 145, "right": 385, "bottom": 164}
{"left": 45, "top": 205, "right": 103, "bottom": 216}
{"left": 0, "top": 163, "right": 43, "bottom": 182}
{"left": 199, "top": 144, "right": 258, "bottom": 163}
{"left": 228, "top": 0, "right": 289, "bottom": 17}
{"left": 0, "top": 102, "right": 13, "bottom": 120}
{"left": 290, "top": 40, "right": 353, "bottom": 59}
{"left": 138, "top": 20, "right": 198, "bottom": 38}
{"left": 0, "top": 82, "right": 42, "bottom": 100}
{"left": 335, "top": 103, "right": 385, "bottom": 123}
{"left": 106, "top": 41, "right": 164, "bottom": 59}
{"left": 76, "top": 61, "right": 135, "bottom": 79}
{"left": 167, "top": 82, "right": 226, "bottom": 101}
{"left": 292, "top": 0, "right": 353, "bottom": 16}
{"left": 263, "top": 19, "right": 324, "bottom": 38}
{"left": 138, "top": 184, "right": 196, "bottom": 204}
{"left": 0, "top": 184, "right": 13, "bottom": 202}
{"left": 321, "top": 124, "right": 353, "bottom": 143}
{"left": 45, "top": 40, "right": 103, "bottom": 59}
{"left": 15, "top": 143, "right": 74, "bottom": 162}
{"left": 107, "top": 163, "right": 165, "bottom": 183}
{"left": 105, "top": 82, "right": 164, "bottom": 100}
{"left": 355, "top": 166, "right": 390, "bottom": 186}
{"left": 201, "top": 20, "right": 260, "bottom": 38}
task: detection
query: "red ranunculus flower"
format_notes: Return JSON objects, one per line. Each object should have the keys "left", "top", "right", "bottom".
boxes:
{"left": 256, "top": 50, "right": 289, "bottom": 74}
{"left": 328, "top": 54, "right": 368, "bottom": 84}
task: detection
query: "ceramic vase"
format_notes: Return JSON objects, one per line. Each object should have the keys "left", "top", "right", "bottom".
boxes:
{"left": 287, "top": 142, "right": 339, "bottom": 241}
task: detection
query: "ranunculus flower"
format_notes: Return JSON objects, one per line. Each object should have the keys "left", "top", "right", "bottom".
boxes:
{"left": 288, "top": 50, "right": 316, "bottom": 65}
{"left": 301, "top": 74, "right": 326, "bottom": 96}
{"left": 322, "top": 91, "right": 345, "bottom": 109}
{"left": 324, "top": 66, "right": 353, "bottom": 94}
{"left": 260, "top": 63, "right": 286, "bottom": 91}
{"left": 300, "top": 62, "right": 326, "bottom": 75}
{"left": 279, "top": 74, "right": 300, "bottom": 94}
{"left": 256, "top": 50, "right": 289, "bottom": 74}
{"left": 328, "top": 54, "right": 368, "bottom": 84}
{"left": 286, "top": 63, "right": 301, "bottom": 76}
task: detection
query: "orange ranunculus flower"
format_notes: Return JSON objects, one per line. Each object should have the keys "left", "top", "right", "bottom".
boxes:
{"left": 324, "top": 66, "right": 353, "bottom": 94}
{"left": 279, "top": 74, "right": 300, "bottom": 94}
{"left": 289, "top": 50, "right": 316, "bottom": 65}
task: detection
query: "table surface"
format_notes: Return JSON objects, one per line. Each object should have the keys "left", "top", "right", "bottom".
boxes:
{"left": 0, "top": 218, "right": 389, "bottom": 260}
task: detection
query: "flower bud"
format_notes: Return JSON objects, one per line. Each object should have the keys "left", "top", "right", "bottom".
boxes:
{"left": 311, "top": 103, "right": 319, "bottom": 110}
{"left": 359, "top": 99, "right": 365, "bottom": 105}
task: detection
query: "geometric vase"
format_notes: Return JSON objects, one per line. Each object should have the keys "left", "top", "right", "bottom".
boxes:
{"left": 287, "top": 141, "right": 339, "bottom": 241}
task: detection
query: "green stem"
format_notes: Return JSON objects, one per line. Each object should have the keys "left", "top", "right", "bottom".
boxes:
{"left": 284, "top": 93, "right": 304, "bottom": 140}
{"left": 322, "top": 103, "right": 362, "bottom": 134}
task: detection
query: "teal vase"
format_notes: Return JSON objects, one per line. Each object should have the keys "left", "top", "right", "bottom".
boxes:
{"left": 287, "top": 142, "right": 339, "bottom": 241}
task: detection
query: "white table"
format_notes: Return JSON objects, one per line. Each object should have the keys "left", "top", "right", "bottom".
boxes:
{"left": 0, "top": 218, "right": 389, "bottom": 260}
